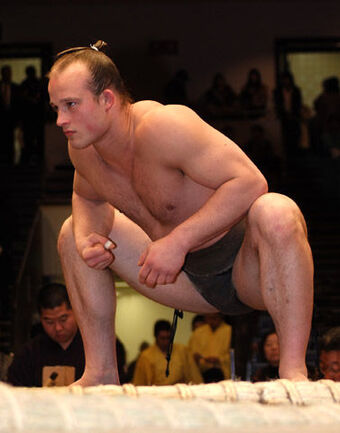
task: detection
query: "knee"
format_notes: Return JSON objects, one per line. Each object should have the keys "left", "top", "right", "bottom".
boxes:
{"left": 248, "top": 193, "right": 307, "bottom": 245}
{"left": 57, "top": 216, "right": 74, "bottom": 257}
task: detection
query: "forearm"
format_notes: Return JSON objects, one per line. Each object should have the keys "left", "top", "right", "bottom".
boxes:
{"left": 69, "top": 192, "right": 116, "bottom": 271}
{"left": 169, "top": 173, "right": 267, "bottom": 253}
{"left": 72, "top": 192, "right": 114, "bottom": 243}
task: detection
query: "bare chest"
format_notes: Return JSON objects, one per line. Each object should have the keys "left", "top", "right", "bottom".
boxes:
{"left": 81, "top": 154, "right": 211, "bottom": 238}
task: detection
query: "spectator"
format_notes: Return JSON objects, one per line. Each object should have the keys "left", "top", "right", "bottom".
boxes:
{"left": 0, "top": 65, "right": 20, "bottom": 165}
{"left": 116, "top": 337, "right": 127, "bottom": 384}
{"left": 7, "top": 282, "right": 126, "bottom": 386}
{"left": 0, "top": 351, "right": 13, "bottom": 382}
{"left": 240, "top": 68, "right": 267, "bottom": 117}
{"left": 273, "top": 71, "right": 302, "bottom": 159}
{"left": 188, "top": 313, "right": 232, "bottom": 382}
{"left": 0, "top": 240, "right": 13, "bottom": 319}
{"left": 7, "top": 283, "right": 84, "bottom": 386}
{"left": 312, "top": 76, "right": 340, "bottom": 154}
{"left": 163, "top": 69, "right": 189, "bottom": 106}
{"left": 318, "top": 327, "right": 340, "bottom": 381}
{"left": 191, "top": 314, "right": 205, "bottom": 331}
{"left": 321, "top": 113, "right": 340, "bottom": 160}
{"left": 252, "top": 330, "right": 279, "bottom": 382}
{"left": 243, "top": 124, "right": 282, "bottom": 191}
{"left": 125, "top": 340, "right": 149, "bottom": 383}
{"left": 133, "top": 319, "right": 202, "bottom": 385}
{"left": 19, "top": 65, "right": 45, "bottom": 165}
{"left": 199, "top": 73, "right": 237, "bottom": 119}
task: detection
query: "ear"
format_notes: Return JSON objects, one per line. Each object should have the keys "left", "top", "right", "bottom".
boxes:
{"left": 101, "top": 89, "right": 115, "bottom": 110}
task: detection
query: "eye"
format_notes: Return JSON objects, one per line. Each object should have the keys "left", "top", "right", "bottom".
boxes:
{"left": 45, "top": 320, "right": 54, "bottom": 326}
{"left": 67, "top": 101, "right": 77, "bottom": 109}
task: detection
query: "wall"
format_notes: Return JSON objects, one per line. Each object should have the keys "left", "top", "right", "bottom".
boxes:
{"left": 1, "top": 1, "right": 339, "bottom": 154}
{"left": 288, "top": 52, "right": 340, "bottom": 108}
{"left": 40, "top": 205, "right": 71, "bottom": 280}
{"left": 1, "top": 1, "right": 339, "bottom": 101}
{"left": 116, "top": 287, "right": 196, "bottom": 363}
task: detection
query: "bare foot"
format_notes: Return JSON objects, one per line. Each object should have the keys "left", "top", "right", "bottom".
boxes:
{"left": 279, "top": 366, "right": 308, "bottom": 381}
{"left": 70, "top": 370, "right": 120, "bottom": 387}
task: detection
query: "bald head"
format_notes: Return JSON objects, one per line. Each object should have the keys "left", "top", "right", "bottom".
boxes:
{"left": 48, "top": 41, "right": 132, "bottom": 104}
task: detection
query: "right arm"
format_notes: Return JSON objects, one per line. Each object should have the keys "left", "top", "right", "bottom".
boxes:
{"left": 72, "top": 171, "right": 116, "bottom": 270}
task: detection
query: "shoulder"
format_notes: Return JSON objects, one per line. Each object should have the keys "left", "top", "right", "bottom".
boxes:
{"left": 137, "top": 345, "right": 159, "bottom": 366}
{"left": 193, "top": 324, "right": 211, "bottom": 338}
{"left": 220, "top": 321, "right": 231, "bottom": 329}
{"left": 134, "top": 103, "right": 219, "bottom": 161}
{"left": 144, "top": 102, "right": 201, "bottom": 124}
{"left": 140, "top": 344, "right": 156, "bottom": 358}
{"left": 135, "top": 103, "right": 205, "bottom": 141}
{"left": 218, "top": 322, "right": 232, "bottom": 334}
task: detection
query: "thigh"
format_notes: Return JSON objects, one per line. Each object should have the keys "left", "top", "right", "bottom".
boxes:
{"left": 109, "top": 212, "right": 217, "bottom": 314}
{"left": 232, "top": 221, "right": 266, "bottom": 310}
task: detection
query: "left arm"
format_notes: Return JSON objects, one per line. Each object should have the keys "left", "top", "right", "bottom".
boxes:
{"left": 138, "top": 105, "right": 268, "bottom": 287}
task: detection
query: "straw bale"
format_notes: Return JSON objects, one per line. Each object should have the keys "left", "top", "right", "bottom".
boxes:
{"left": 1, "top": 380, "right": 340, "bottom": 433}
{"left": 60, "top": 379, "right": 340, "bottom": 405}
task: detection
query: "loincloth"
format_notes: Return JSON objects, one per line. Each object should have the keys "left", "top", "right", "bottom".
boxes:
{"left": 182, "top": 219, "right": 253, "bottom": 315}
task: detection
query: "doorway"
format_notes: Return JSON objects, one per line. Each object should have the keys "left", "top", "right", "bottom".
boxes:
{"left": 0, "top": 42, "right": 53, "bottom": 164}
{"left": 275, "top": 37, "right": 340, "bottom": 112}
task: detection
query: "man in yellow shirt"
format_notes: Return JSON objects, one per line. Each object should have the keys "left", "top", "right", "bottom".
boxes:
{"left": 133, "top": 320, "right": 202, "bottom": 386}
{"left": 189, "top": 313, "right": 232, "bottom": 381}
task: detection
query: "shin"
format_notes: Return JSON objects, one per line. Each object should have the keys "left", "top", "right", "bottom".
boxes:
{"left": 58, "top": 217, "right": 119, "bottom": 386}
{"left": 248, "top": 193, "right": 314, "bottom": 380}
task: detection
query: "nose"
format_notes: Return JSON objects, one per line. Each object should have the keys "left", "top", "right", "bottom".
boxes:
{"left": 325, "top": 371, "right": 335, "bottom": 381}
{"left": 272, "top": 346, "right": 280, "bottom": 354}
{"left": 55, "top": 321, "right": 63, "bottom": 332}
{"left": 56, "top": 110, "right": 69, "bottom": 128}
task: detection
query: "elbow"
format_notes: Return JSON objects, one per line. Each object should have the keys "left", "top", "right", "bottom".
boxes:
{"left": 258, "top": 172, "right": 269, "bottom": 196}
{"left": 251, "top": 171, "right": 268, "bottom": 202}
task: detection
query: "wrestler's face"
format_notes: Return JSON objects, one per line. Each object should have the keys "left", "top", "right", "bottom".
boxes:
{"left": 319, "top": 350, "right": 340, "bottom": 381}
{"left": 48, "top": 62, "right": 110, "bottom": 150}
{"left": 40, "top": 302, "right": 78, "bottom": 349}
{"left": 263, "top": 333, "right": 280, "bottom": 366}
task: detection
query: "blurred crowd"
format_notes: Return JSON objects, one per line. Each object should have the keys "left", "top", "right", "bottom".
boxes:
{"left": 1, "top": 283, "right": 339, "bottom": 386}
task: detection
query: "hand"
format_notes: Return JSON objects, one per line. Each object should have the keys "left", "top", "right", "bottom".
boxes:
{"left": 79, "top": 233, "right": 116, "bottom": 270}
{"left": 138, "top": 236, "right": 187, "bottom": 288}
